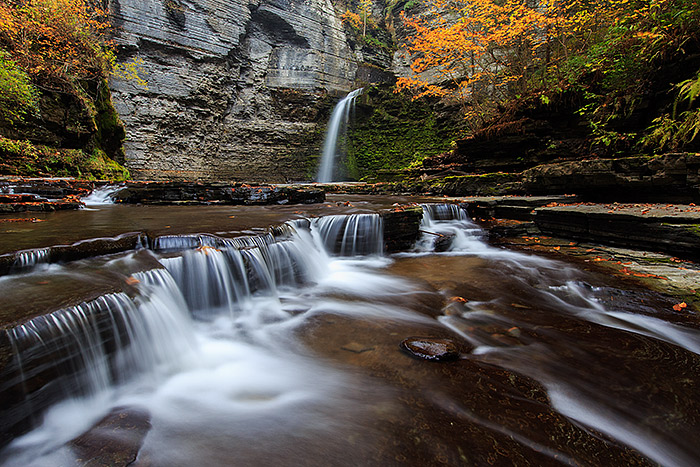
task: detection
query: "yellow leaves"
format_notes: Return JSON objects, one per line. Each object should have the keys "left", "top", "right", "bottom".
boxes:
{"left": 112, "top": 57, "right": 149, "bottom": 89}
{"left": 1, "top": 0, "right": 114, "bottom": 91}
{"left": 341, "top": 10, "right": 362, "bottom": 29}
{"left": 399, "top": 0, "right": 558, "bottom": 105}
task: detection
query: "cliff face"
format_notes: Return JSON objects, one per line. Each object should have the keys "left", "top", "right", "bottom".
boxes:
{"left": 108, "top": 0, "right": 360, "bottom": 182}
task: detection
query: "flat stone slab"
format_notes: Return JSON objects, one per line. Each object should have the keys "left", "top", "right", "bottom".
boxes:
{"left": 0, "top": 232, "right": 148, "bottom": 276}
{"left": 533, "top": 203, "right": 700, "bottom": 262}
{"left": 457, "top": 195, "right": 580, "bottom": 221}
{"left": 536, "top": 202, "right": 700, "bottom": 223}
{"left": 70, "top": 407, "right": 151, "bottom": 466}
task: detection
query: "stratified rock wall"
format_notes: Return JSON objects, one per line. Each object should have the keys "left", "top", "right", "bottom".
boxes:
{"left": 108, "top": 0, "right": 359, "bottom": 182}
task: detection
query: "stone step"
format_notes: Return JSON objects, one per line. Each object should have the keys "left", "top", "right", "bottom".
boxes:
{"left": 533, "top": 203, "right": 700, "bottom": 261}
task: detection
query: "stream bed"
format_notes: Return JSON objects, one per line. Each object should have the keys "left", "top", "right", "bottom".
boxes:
{"left": 0, "top": 196, "right": 699, "bottom": 466}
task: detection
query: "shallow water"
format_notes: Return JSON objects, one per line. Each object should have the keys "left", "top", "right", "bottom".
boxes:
{"left": 0, "top": 194, "right": 419, "bottom": 255}
{"left": 1, "top": 200, "right": 699, "bottom": 466}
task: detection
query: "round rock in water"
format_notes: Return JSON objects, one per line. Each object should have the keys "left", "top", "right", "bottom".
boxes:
{"left": 400, "top": 337, "right": 460, "bottom": 361}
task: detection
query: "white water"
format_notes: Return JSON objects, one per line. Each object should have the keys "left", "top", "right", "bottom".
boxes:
{"left": 12, "top": 248, "right": 51, "bottom": 269}
{"left": 80, "top": 185, "right": 123, "bottom": 207}
{"left": 1, "top": 213, "right": 415, "bottom": 465}
{"left": 3, "top": 207, "right": 700, "bottom": 465}
{"left": 316, "top": 88, "right": 363, "bottom": 183}
{"left": 416, "top": 204, "right": 700, "bottom": 466}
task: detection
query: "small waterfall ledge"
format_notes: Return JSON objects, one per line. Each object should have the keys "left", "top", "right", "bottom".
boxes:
{"left": 2, "top": 203, "right": 700, "bottom": 466}
{"left": 0, "top": 206, "right": 424, "bottom": 447}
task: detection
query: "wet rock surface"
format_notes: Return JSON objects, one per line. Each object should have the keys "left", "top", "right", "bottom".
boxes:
{"left": 337, "top": 153, "right": 700, "bottom": 203}
{"left": 70, "top": 407, "right": 151, "bottom": 466}
{"left": 451, "top": 194, "right": 700, "bottom": 262}
{"left": 380, "top": 205, "right": 423, "bottom": 253}
{"left": 534, "top": 203, "right": 700, "bottom": 261}
{"left": 400, "top": 337, "right": 461, "bottom": 361}
{"left": 0, "top": 178, "right": 108, "bottom": 213}
{"left": 112, "top": 181, "right": 325, "bottom": 205}
{"left": 0, "top": 232, "right": 148, "bottom": 276}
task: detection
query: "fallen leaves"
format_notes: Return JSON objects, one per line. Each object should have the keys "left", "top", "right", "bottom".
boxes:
{"left": 196, "top": 245, "right": 221, "bottom": 255}
{"left": 672, "top": 302, "right": 688, "bottom": 311}
{"left": 0, "top": 217, "right": 44, "bottom": 223}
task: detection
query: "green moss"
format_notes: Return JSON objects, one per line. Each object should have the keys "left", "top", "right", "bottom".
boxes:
{"left": 343, "top": 85, "right": 461, "bottom": 180}
{"left": 660, "top": 223, "right": 700, "bottom": 237}
{"left": 0, "top": 136, "right": 129, "bottom": 180}
{"left": 93, "top": 79, "right": 127, "bottom": 163}
{"left": 683, "top": 224, "right": 700, "bottom": 237}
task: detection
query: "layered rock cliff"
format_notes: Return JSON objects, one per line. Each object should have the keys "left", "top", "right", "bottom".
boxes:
{"left": 108, "top": 0, "right": 366, "bottom": 182}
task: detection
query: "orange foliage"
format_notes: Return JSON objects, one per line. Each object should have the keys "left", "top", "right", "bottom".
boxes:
{"left": 396, "top": 0, "right": 644, "bottom": 123}
{"left": 0, "top": 0, "right": 114, "bottom": 91}
{"left": 341, "top": 10, "right": 362, "bottom": 30}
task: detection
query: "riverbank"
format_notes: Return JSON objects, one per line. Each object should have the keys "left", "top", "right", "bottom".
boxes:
{"left": 458, "top": 195, "right": 700, "bottom": 313}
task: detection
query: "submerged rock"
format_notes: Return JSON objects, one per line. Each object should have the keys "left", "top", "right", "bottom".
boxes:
{"left": 400, "top": 337, "right": 461, "bottom": 362}
{"left": 70, "top": 407, "right": 151, "bottom": 466}
{"left": 433, "top": 233, "right": 455, "bottom": 252}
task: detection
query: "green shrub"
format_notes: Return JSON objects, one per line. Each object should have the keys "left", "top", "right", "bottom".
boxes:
{"left": 0, "top": 51, "right": 39, "bottom": 126}
{"left": 0, "top": 136, "right": 129, "bottom": 180}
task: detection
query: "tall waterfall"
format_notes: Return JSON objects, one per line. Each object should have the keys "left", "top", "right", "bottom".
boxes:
{"left": 316, "top": 88, "right": 363, "bottom": 183}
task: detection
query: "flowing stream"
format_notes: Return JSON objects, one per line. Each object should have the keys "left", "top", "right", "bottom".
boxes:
{"left": 0, "top": 201, "right": 699, "bottom": 466}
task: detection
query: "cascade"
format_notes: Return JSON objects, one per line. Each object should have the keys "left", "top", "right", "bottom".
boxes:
{"left": 2, "top": 206, "right": 700, "bottom": 465}
{"left": 0, "top": 272, "right": 196, "bottom": 450}
{"left": 80, "top": 185, "right": 123, "bottom": 207}
{"left": 316, "top": 88, "right": 363, "bottom": 183}
{"left": 0, "top": 212, "right": 391, "bottom": 462}
{"left": 12, "top": 248, "right": 51, "bottom": 269}
{"left": 416, "top": 203, "right": 487, "bottom": 252}
{"left": 312, "top": 213, "right": 384, "bottom": 256}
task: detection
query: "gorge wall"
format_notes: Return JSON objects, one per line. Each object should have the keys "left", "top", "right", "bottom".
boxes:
{"left": 108, "top": 0, "right": 370, "bottom": 182}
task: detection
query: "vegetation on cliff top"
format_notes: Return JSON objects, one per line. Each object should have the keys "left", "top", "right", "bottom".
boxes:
{"left": 0, "top": 0, "right": 129, "bottom": 179}
{"left": 398, "top": 0, "right": 700, "bottom": 157}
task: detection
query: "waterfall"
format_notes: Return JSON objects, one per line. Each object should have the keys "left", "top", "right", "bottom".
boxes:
{"left": 0, "top": 212, "right": 388, "bottom": 457}
{"left": 12, "top": 248, "right": 51, "bottom": 269}
{"left": 1, "top": 275, "right": 197, "bottom": 448}
{"left": 416, "top": 203, "right": 487, "bottom": 252}
{"left": 81, "top": 185, "right": 123, "bottom": 207}
{"left": 3, "top": 206, "right": 700, "bottom": 466}
{"left": 316, "top": 88, "right": 363, "bottom": 183}
{"left": 311, "top": 213, "right": 384, "bottom": 256}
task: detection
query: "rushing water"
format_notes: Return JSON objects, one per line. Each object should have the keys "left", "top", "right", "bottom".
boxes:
{"left": 316, "top": 88, "right": 363, "bottom": 183}
{"left": 1, "top": 201, "right": 699, "bottom": 466}
{"left": 80, "top": 185, "right": 123, "bottom": 207}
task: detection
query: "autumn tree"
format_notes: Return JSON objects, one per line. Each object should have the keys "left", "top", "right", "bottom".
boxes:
{"left": 360, "top": 0, "right": 372, "bottom": 37}
{"left": 395, "top": 0, "right": 695, "bottom": 130}
{"left": 0, "top": 50, "right": 39, "bottom": 125}
{"left": 396, "top": 0, "right": 560, "bottom": 126}
{"left": 0, "top": 0, "right": 115, "bottom": 93}
{"left": 341, "top": 0, "right": 378, "bottom": 38}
